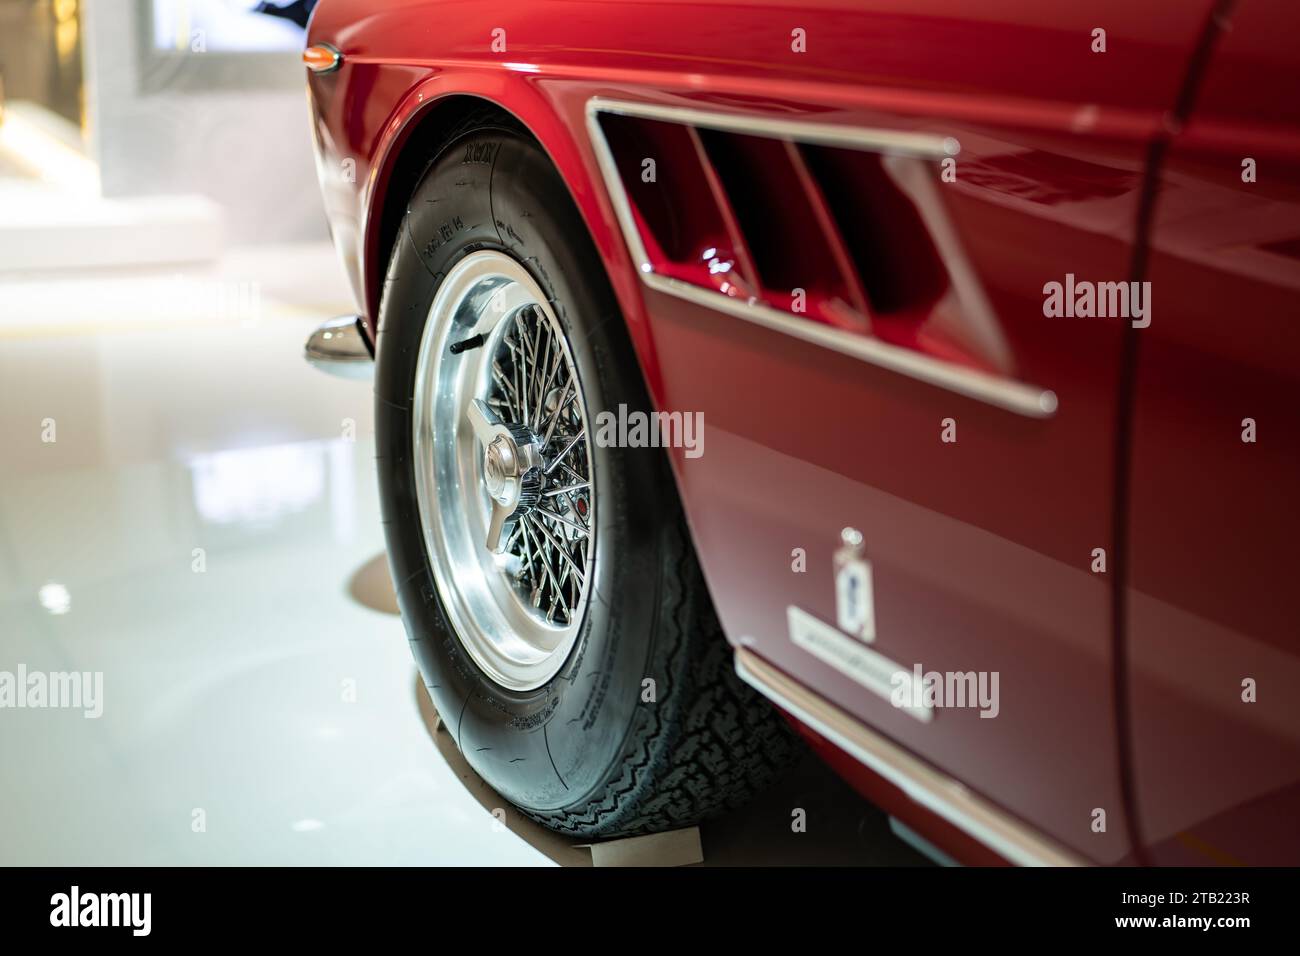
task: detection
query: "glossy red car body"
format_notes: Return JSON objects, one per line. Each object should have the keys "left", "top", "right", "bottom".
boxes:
{"left": 305, "top": 0, "right": 1300, "bottom": 865}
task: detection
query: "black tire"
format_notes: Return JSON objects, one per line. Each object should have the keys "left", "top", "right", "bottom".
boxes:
{"left": 374, "top": 115, "right": 798, "bottom": 838}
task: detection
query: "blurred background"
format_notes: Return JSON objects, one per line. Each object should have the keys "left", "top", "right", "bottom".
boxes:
{"left": 0, "top": 0, "right": 489, "bottom": 866}
{"left": 1, "top": 0, "right": 325, "bottom": 261}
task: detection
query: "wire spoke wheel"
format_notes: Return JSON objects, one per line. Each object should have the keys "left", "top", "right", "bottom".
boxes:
{"left": 412, "top": 251, "right": 596, "bottom": 691}
{"left": 380, "top": 127, "right": 799, "bottom": 835}
{"left": 487, "top": 302, "right": 592, "bottom": 625}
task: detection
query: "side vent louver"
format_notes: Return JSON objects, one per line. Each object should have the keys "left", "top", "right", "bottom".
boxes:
{"left": 597, "top": 115, "right": 734, "bottom": 271}
{"left": 587, "top": 99, "right": 1058, "bottom": 418}
{"left": 696, "top": 129, "right": 869, "bottom": 332}
{"left": 799, "top": 144, "right": 949, "bottom": 318}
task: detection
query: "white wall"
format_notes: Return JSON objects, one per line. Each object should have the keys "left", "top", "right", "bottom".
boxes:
{"left": 82, "top": 0, "right": 327, "bottom": 244}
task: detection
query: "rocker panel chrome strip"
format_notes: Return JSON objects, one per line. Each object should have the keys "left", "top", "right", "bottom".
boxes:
{"left": 734, "top": 645, "right": 1085, "bottom": 867}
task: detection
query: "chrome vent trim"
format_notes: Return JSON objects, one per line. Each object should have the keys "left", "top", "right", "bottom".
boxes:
{"left": 585, "top": 96, "right": 1058, "bottom": 419}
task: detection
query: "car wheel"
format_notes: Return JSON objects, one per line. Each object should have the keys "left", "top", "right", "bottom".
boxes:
{"left": 373, "top": 115, "right": 798, "bottom": 838}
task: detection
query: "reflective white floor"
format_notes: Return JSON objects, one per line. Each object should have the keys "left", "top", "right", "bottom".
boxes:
{"left": 0, "top": 244, "right": 928, "bottom": 867}
{"left": 0, "top": 245, "right": 552, "bottom": 865}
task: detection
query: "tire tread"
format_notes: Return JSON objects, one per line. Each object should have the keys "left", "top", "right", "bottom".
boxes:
{"left": 518, "top": 519, "right": 800, "bottom": 838}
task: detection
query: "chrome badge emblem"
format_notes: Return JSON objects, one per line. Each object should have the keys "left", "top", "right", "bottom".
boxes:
{"left": 833, "top": 527, "right": 875, "bottom": 642}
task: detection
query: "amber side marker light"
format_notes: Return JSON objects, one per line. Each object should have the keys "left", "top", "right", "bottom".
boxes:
{"left": 303, "top": 44, "right": 343, "bottom": 74}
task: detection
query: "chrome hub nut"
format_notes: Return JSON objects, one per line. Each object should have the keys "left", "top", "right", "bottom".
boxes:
{"left": 484, "top": 435, "right": 518, "bottom": 506}
{"left": 483, "top": 429, "right": 542, "bottom": 513}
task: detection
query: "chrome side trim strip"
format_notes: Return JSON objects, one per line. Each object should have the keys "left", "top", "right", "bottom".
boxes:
{"left": 734, "top": 646, "right": 1085, "bottom": 866}
{"left": 889, "top": 816, "right": 961, "bottom": 867}
{"left": 644, "top": 273, "right": 1057, "bottom": 416}
{"left": 585, "top": 97, "right": 1058, "bottom": 419}
{"left": 588, "top": 96, "right": 961, "bottom": 159}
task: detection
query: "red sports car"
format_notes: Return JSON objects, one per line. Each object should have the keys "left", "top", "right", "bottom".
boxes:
{"left": 301, "top": 0, "right": 1300, "bottom": 865}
